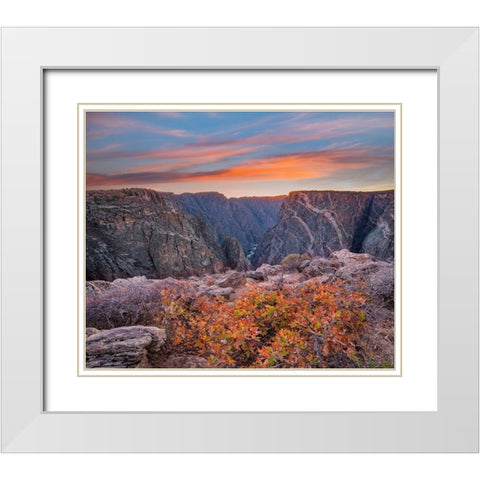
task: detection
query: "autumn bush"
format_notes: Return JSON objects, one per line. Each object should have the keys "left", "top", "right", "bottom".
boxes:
{"left": 157, "top": 279, "right": 390, "bottom": 368}
{"left": 86, "top": 275, "right": 394, "bottom": 368}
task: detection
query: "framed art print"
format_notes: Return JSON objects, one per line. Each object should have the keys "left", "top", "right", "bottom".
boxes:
{"left": 1, "top": 27, "right": 478, "bottom": 452}
{"left": 78, "top": 103, "right": 401, "bottom": 377}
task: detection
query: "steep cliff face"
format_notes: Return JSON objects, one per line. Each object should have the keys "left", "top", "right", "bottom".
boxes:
{"left": 86, "top": 188, "right": 394, "bottom": 280}
{"left": 252, "top": 190, "right": 394, "bottom": 267}
{"left": 176, "top": 192, "right": 284, "bottom": 254}
{"left": 86, "top": 189, "right": 226, "bottom": 280}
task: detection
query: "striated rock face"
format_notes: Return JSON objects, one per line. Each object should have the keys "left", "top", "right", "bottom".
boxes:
{"left": 177, "top": 192, "right": 284, "bottom": 255}
{"left": 252, "top": 190, "right": 394, "bottom": 267}
{"left": 86, "top": 326, "right": 167, "bottom": 368}
{"left": 86, "top": 189, "right": 226, "bottom": 280}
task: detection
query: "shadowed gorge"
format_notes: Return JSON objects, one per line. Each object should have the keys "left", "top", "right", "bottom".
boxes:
{"left": 176, "top": 192, "right": 284, "bottom": 255}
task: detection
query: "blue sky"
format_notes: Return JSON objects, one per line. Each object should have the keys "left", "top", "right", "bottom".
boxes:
{"left": 86, "top": 111, "right": 395, "bottom": 197}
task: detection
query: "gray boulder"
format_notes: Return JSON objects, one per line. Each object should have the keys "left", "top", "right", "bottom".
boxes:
{"left": 255, "top": 264, "right": 282, "bottom": 277}
{"left": 332, "top": 249, "right": 373, "bottom": 265}
{"left": 302, "top": 257, "right": 342, "bottom": 278}
{"left": 215, "top": 270, "right": 247, "bottom": 289}
{"left": 85, "top": 327, "right": 100, "bottom": 337}
{"left": 298, "top": 259, "right": 311, "bottom": 272}
{"left": 86, "top": 326, "right": 166, "bottom": 368}
{"left": 333, "top": 250, "right": 394, "bottom": 307}
{"left": 246, "top": 270, "right": 265, "bottom": 281}
{"left": 205, "top": 286, "right": 234, "bottom": 299}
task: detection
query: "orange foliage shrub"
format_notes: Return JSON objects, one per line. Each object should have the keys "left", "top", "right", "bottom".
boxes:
{"left": 157, "top": 280, "right": 371, "bottom": 368}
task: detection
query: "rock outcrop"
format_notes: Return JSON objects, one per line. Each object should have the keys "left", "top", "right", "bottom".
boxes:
{"left": 221, "top": 237, "right": 249, "bottom": 271}
{"left": 215, "top": 270, "right": 247, "bottom": 289}
{"left": 293, "top": 250, "right": 394, "bottom": 308}
{"left": 252, "top": 190, "right": 394, "bottom": 267}
{"left": 86, "top": 189, "right": 226, "bottom": 280}
{"left": 86, "top": 326, "right": 167, "bottom": 368}
{"left": 300, "top": 257, "right": 342, "bottom": 278}
{"left": 333, "top": 249, "right": 395, "bottom": 308}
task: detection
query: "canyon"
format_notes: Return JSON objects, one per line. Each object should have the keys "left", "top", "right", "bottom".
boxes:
{"left": 86, "top": 188, "right": 394, "bottom": 281}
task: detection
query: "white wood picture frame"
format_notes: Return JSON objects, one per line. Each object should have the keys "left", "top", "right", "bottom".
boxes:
{"left": 1, "top": 27, "right": 478, "bottom": 452}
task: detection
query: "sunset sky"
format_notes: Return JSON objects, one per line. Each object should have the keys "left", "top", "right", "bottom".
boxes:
{"left": 86, "top": 111, "right": 395, "bottom": 197}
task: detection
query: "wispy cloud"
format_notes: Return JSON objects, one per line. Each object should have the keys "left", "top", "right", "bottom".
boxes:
{"left": 86, "top": 112, "right": 199, "bottom": 141}
{"left": 87, "top": 144, "right": 261, "bottom": 164}
{"left": 86, "top": 142, "right": 393, "bottom": 188}
{"left": 85, "top": 111, "right": 395, "bottom": 194}
{"left": 184, "top": 114, "right": 393, "bottom": 150}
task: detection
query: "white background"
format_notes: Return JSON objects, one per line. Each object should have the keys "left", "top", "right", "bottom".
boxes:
{"left": 46, "top": 73, "right": 431, "bottom": 411}
{"left": 1, "top": 0, "right": 479, "bottom": 478}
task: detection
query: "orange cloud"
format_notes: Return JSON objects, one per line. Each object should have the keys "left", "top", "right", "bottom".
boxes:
{"left": 115, "top": 146, "right": 261, "bottom": 174}
{"left": 86, "top": 144, "right": 393, "bottom": 189}
{"left": 87, "top": 143, "right": 261, "bottom": 163}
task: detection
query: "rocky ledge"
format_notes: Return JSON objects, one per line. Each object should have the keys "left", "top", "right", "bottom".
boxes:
{"left": 85, "top": 250, "right": 394, "bottom": 369}
{"left": 86, "top": 326, "right": 167, "bottom": 368}
{"left": 85, "top": 325, "right": 211, "bottom": 369}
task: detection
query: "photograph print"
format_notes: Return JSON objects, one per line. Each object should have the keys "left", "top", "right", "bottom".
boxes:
{"left": 83, "top": 107, "right": 397, "bottom": 371}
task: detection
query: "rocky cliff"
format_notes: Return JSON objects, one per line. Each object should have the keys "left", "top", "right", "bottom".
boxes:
{"left": 176, "top": 192, "right": 284, "bottom": 255}
{"left": 86, "top": 189, "right": 228, "bottom": 280}
{"left": 252, "top": 190, "right": 394, "bottom": 267}
{"left": 86, "top": 188, "right": 394, "bottom": 280}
